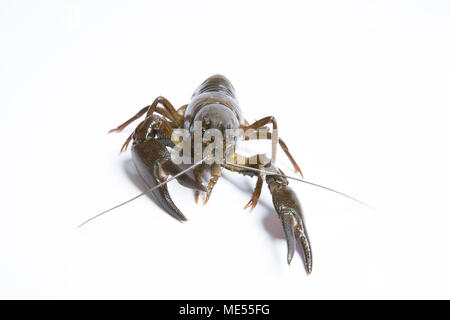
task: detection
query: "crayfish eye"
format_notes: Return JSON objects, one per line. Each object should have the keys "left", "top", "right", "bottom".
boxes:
{"left": 201, "top": 128, "right": 206, "bottom": 135}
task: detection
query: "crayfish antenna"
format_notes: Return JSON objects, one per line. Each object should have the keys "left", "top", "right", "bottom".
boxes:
{"left": 77, "top": 159, "right": 206, "bottom": 228}
{"left": 224, "top": 161, "right": 373, "bottom": 209}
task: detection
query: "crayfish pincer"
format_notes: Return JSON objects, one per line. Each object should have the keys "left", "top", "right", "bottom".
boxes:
{"left": 267, "top": 174, "right": 312, "bottom": 274}
{"left": 80, "top": 74, "right": 366, "bottom": 274}
{"left": 131, "top": 138, "right": 207, "bottom": 221}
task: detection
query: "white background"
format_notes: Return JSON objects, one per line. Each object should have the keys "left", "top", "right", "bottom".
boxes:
{"left": 1, "top": 0, "right": 449, "bottom": 299}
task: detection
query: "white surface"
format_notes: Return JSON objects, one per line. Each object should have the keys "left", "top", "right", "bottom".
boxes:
{"left": 1, "top": 0, "right": 450, "bottom": 299}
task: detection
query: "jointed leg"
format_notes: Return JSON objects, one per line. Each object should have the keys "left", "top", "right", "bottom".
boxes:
{"left": 243, "top": 123, "right": 303, "bottom": 178}
{"left": 244, "top": 175, "right": 263, "bottom": 210}
{"left": 245, "top": 116, "right": 278, "bottom": 131}
{"left": 203, "top": 163, "right": 221, "bottom": 205}
{"left": 225, "top": 152, "right": 268, "bottom": 172}
{"left": 118, "top": 116, "right": 154, "bottom": 153}
{"left": 109, "top": 96, "right": 183, "bottom": 133}
{"left": 155, "top": 106, "right": 176, "bottom": 123}
{"left": 144, "top": 96, "right": 183, "bottom": 127}
{"left": 224, "top": 152, "right": 269, "bottom": 209}
{"left": 109, "top": 105, "right": 149, "bottom": 133}
{"left": 278, "top": 137, "right": 303, "bottom": 178}
{"left": 120, "top": 132, "right": 134, "bottom": 153}
{"left": 119, "top": 115, "right": 175, "bottom": 153}
{"left": 244, "top": 116, "right": 278, "bottom": 163}
{"left": 194, "top": 164, "right": 205, "bottom": 204}
{"left": 177, "top": 104, "right": 188, "bottom": 117}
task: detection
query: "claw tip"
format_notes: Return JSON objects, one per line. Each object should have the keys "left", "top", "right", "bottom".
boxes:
{"left": 287, "top": 256, "right": 293, "bottom": 266}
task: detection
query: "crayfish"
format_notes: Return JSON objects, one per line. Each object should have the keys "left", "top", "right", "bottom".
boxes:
{"left": 80, "top": 75, "right": 366, "bottom": 274}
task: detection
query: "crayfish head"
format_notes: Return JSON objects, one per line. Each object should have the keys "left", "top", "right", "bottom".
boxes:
{"left": 193, "top": 104, "right": 240, "bottom": 137}
{"left": 191, "top": 104, "right": 241, "bottom": 163}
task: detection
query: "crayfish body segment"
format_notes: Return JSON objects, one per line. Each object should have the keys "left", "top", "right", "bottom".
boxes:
{"left": 109, "top": 75, "right": 312, "bottom": 274}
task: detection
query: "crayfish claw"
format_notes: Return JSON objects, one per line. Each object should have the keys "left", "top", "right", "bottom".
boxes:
{"left": 131, "top": 139, "right": 206, "bottom": 222}
{"left": 280, "top": 212, "right": 296, "bottom": 265}
{"left": 268, "top": 175, "right": 313, "bottom": 274}
{"left": 296, "top": 228, "right": 313, "bottom": 275}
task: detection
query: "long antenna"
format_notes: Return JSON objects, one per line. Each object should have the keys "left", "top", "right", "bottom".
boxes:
{"left": 225, "top": 161, "right": 374, "bottom": 209}
{"left": 77, "top": 159, "right": 205, "bottom": 228}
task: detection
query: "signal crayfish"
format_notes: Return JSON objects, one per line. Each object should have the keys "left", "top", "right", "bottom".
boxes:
{"left": 79, "top": 74, "right": 367, "bottom": 274}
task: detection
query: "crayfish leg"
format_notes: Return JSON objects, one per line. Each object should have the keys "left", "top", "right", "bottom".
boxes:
{"left": 244, "top": 176, "right": 263, "bottom": 210}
